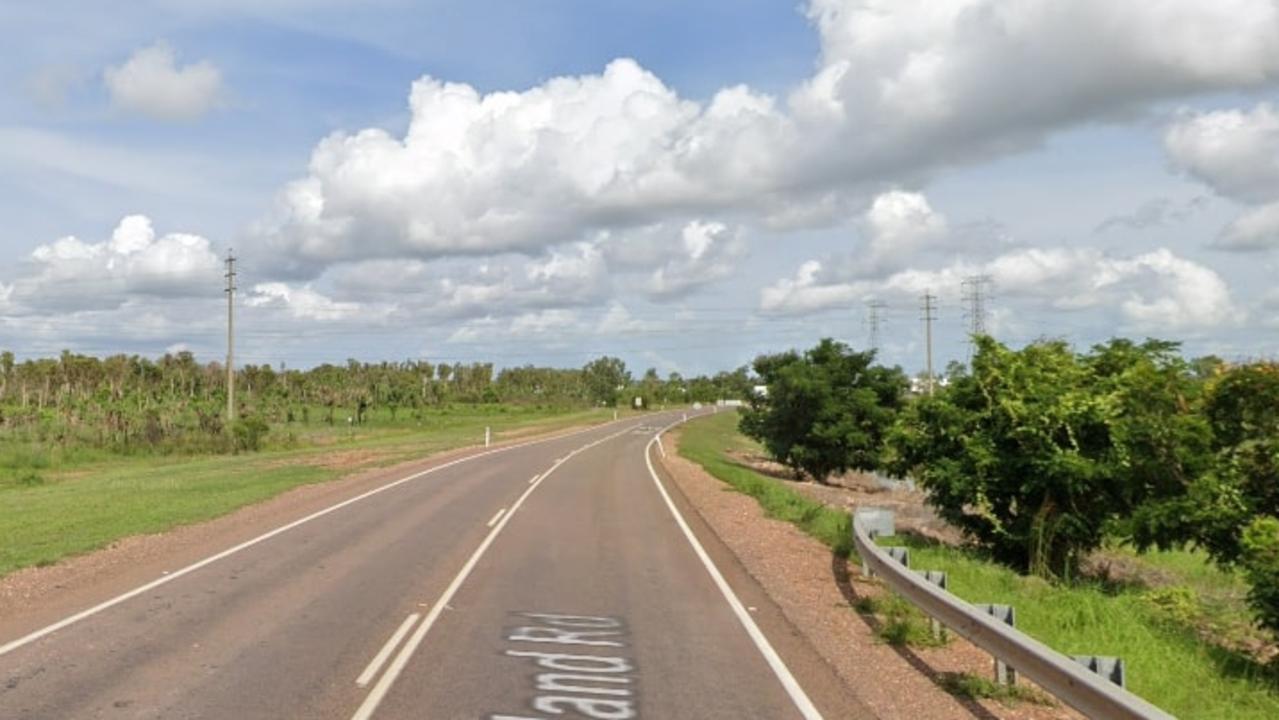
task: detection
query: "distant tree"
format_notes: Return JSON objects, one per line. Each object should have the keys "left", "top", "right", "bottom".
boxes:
{"left": 582, "top": 356, "right": 630, "bottom": 406}
{"left": 740, "top": 339, "right": 906, "bottom": 484}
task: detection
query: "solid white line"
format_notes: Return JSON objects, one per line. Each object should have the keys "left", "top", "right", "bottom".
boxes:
{"left": 529, "top": 473, "right": 540, "bottom": 484}
{"left": 486, "top": 508, "right": 507, "bottom": 528}
{"left": 0, "top": 416, "right": 633, "bottom": 660}
{"left": 356, "top": 613, "right": 421, "bottom": 688}
{"left": 644, "top": 417, "right": 824, "bottom": 720}
{"left": 350, "top": 423, "right": 640, "bottom": 720}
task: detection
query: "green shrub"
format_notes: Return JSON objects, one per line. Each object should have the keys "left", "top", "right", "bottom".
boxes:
{"left": 231, "top": 416, "right": 270, "bottom": 453}
{"left": 1241, "top": 516, "right": 1279, "bottom": 638}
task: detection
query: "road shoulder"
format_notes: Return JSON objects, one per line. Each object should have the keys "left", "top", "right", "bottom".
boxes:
{"left": 657, "top": 424, "right": 1075, "bottom": 720}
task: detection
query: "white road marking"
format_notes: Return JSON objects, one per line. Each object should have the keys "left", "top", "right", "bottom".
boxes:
{"left": 529, "top": 474, "right": 540, "bottom": 485}
{"left": 0, "top": 416, "right": 635, "bottom": 660}
{"left": 487, "top": 508, "right": 507, "bottom": 528}
{"left": 350, "top": 423, "right": 640, "bottom": 720}
{"left": 656, "top": 432, "right": 667, "bottom": 458}
{"left": 644, "top": 417, "right": 825, "bottom": 720}
{"left": 356, "top": 613, "right": 421, "bottom": 688}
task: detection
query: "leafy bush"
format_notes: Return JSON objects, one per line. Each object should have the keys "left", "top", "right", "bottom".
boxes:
{"left": 887, "top": 337, "right": 1207, "bottom": 579}
{"left": 231, "top": 416, "right": 269, "bottom": 453}
{"left": 740, "top": 338, "right": 907, "bottom": 483}
{"left": 1240, "top": 516, "right": 1279, "bottom": 639}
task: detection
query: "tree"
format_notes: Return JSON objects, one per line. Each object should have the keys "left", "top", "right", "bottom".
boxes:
{"left": 888, "top": 336, "right": 1209, "bottom": 579}
{"left": 582, "top": 356, "right": 629, "bottom": 406}
{"left": 740, "top": 339, "right": 906, "bottom": 484}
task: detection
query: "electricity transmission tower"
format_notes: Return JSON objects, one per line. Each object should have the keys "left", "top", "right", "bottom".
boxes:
{"left": 865, "top": 300, "right": 887, "bottom": 353}
{"left": 225, "top": 249, "right": 237, "bottom": 421}
{"left": 920, "top": 291, "right": 937, "bottom": 396}
{"left": 961, "top": 274, "right": 994, "bottom": 359}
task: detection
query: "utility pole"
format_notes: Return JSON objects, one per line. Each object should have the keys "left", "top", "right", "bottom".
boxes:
{"left": 961, "top": 274, "right": 994, "bottom": 350}
{"left": 865, "top": 300, "right": 887, "bottom": 353}
{"left": 921, "top": 290, "right": 937, "bottom": 396}
{"left": 225, "top": 249, "right": 236, "bottom": 421}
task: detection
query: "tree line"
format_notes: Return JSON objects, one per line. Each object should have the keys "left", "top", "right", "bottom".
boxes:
{"left": 740, "top": 336, "right": 1279, "bottom": 638}
{"left": 0, "top": 350, "right": 752, "bottom": 456}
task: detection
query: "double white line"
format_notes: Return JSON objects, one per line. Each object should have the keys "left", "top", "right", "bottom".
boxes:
{"left": 349, "top": 423, "right": 639, "bottom": 720}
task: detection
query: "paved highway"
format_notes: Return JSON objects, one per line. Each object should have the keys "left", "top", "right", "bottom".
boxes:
{"left": 0, "top": 413, "right": 866, "bottom": 719}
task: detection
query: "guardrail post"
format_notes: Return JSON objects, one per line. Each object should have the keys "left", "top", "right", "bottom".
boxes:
{"left": 975, "top": 604, "right": 1017, "bottom": 685}
{"left": 1074, "top": 656, "right": 1126, "bottom": 689}
{"left": 917, "top": 571, "right": 948, "bottom": 641}
{"left": 853, "top": 508, "right": 896, "bottom": 576}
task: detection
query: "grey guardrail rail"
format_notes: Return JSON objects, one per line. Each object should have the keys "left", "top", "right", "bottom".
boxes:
{"left": 852, "top": 511, "right": 1175, "bottom": 720}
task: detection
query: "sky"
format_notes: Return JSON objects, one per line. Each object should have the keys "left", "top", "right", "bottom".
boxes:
{"left": 4, "top": 0, "right": 1279, "bottom": 377}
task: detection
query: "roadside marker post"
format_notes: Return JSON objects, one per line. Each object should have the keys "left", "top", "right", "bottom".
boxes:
{"left": 485, "top": 427, "right": 491, "bottom": 448}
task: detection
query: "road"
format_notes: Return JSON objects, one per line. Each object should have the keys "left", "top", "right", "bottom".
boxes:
{"left": 0, "top": 413, "right": 866, "bottom": 719}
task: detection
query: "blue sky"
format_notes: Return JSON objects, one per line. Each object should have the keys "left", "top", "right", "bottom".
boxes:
{"left": 4, "top": 1, "right": 1279, "bottom": 376}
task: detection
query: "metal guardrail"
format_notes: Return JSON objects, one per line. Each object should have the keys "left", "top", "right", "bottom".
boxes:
{"left": 852, "top": 509, "right": 1176, "bottom": 720}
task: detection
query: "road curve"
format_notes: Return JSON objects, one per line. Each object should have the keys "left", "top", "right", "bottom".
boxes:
{"left": 0, "top": 412, "right": 867, "bottom": 719}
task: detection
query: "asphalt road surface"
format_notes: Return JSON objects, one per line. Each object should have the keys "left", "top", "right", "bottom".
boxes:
{"left": 0, "top": 412, "right": 869, "bottom": 719}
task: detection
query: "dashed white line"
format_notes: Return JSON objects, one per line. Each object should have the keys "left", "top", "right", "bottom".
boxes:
{"left": 350, "top": 423, "right": 640, "bottom": 720}
{"left": 486, "top": 508, "right": 507, "bottom": 528}
{"left": 356, "top": 613, "right": 421, "bottom": 688}
{"left": 0, "top": 416, "right": 633, "bottom": 660}
{"left": 645, "top": 417, "right": 824, "bottom": 720}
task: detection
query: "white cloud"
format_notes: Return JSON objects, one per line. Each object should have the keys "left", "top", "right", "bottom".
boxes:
{"left": 1165, "top": 103, "right": 1279, "bottom": 204}
{"left": 645, "top": 221, "right": 744, "bottom": 300}
{"left": 1165, "top": 104, "right": 1279, "bottom": 251}
{"left": 761, "top": 245, "right": 1241, "bottom": 333}
{"left": 104, "top": 42, "right": 223, "bottom": 121}
{"left": 255, "top": 1, "right": 1279, "bottom": 278}
{"left": 1218, "top": 201, "right": 1279, "bottom": 250}
{"left": 245, "top": 282, "right": 378, "bottom": 322}
{"left": 10, "top": 214, "right": 221, "bottom": 312}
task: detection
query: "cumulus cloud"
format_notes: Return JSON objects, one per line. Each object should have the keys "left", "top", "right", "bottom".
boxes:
{"left": 245, "top": 282, "right": 381, "bottom": 322}
{"left": 1165, "top": 103, "right": 1279, "bottom": 251}
{"left": 254, "top": 1, "right": 1279, "bottom": 278}
{"left": 9, "top": 214, "right": 221, "bottom": 312}
{"left": 104, "top": 42, "right": 224, "bottom": 121}
{"left": 1165, "top": 104, "right": 1279, "bottom": 203}
{"left": 761, "top": 245, "right": 1240, "bottom": 332}
{"left": 644, "top": 221, "right": 744, "bottom": 300}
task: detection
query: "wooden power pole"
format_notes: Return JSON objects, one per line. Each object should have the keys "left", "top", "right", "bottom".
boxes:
{"left": 921, "top": 290, "right": 937, "bottom": 396}
{"left": 225, "top": 249, "right": 236, "bottom": 421}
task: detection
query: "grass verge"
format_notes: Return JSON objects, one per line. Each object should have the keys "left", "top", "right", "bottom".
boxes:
{"left": 677, "top": 411, "right": 1279, "bottom": 720}
{"left": 0, "top": 405, "right": 618, "bottom": 578}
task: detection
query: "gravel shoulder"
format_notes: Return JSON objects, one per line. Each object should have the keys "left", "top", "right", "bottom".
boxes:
{"left": 659, "top": 425, "right": 1081, "bottom": 720}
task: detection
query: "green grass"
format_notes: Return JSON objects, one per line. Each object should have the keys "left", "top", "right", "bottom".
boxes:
{"left": 676, "top": 411, "right": 853, "bottom": 557}
{"left": 0, "top": 404, "right": 618, "bottom": 577}
{"left": 937, "top": 672, "right": 1054, "bottom": 706}
{"left": 678, "top": 411, "right": 1279, "bottom": 720}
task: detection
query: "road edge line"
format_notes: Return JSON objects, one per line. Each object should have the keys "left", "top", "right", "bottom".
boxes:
{"left": 644, "top": 418, "right": 825, "bottom": 720}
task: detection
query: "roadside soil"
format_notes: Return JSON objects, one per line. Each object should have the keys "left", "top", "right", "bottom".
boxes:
{"left": 659, "top": 427, "right": 1081, "bottom": 720}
